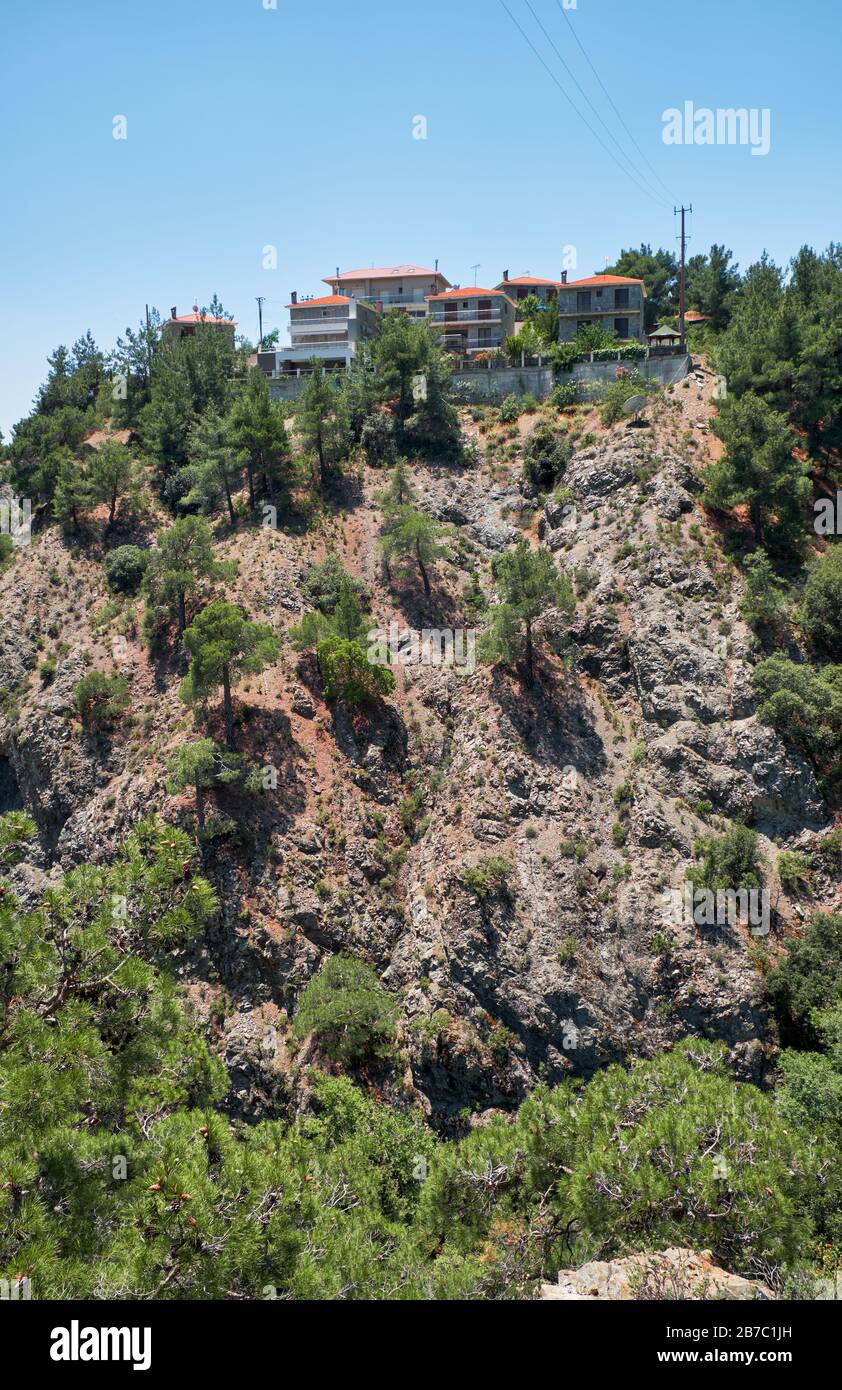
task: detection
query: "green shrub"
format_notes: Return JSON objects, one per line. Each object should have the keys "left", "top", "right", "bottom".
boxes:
{"left": 687, "top": 823, "right": 762, "bottom": 893}
{"left": 521, "top": 422, "right": 573, "bottom": 491}
{"left": 462, "top": 857, "right": 512, "bottom": 900}
{"left": 104, "top": 544, "right": 149, "bottom": 594}
{"left": 500, "top": 395, "right": 520, "bottom": 424}
{"left": 778, "top": 849, "right": 812, "bottom": 893}
{"left": 72, "top": 671, "right": 130, "bottom": 729}
{"left": 801, "top": 546, "right": 842, "bottom": 658}
{"left": 317, "top": 636, "right": 395, "bottom": 705}
{"left": 293, "top": 954, "right": 399, "bottom": 1066}
{"left": 767, "top": 912, "right": 842, "bottom": 1048}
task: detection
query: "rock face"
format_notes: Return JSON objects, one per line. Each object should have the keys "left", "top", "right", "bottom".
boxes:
{"left": 540, "top": 1248, "right": 775, "bottom": 1301}
{"left": 1, "top": 419, "right": 838, "bottom": 1127}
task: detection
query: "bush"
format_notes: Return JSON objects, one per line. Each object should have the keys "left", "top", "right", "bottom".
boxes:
{"left": 500, "top": 395, "right": 520, "bottom": 423}
{"left": 801, "top": 546, "right": 842, "bottom": 658}
{"left": 104, "top": 544, "right": 149, "bottom": 593}
{"left": 778, "top": 849, "right": 812, "bottom": 893}
{"left": 302, "top": 552, "right": 370, "bottom": 616}
{"left": 72, "top": 671, "right": 130, "bottom": 729}
{"left": 419, "top": 1040, "right": 813, "bottom": 1284}
{"left": 752, "top": 655, "right": 842, "bottom": 778}
{"left": 522, "top": 422, "right": 573, "bottom": 492}
{"left": 600, "top": 373, "right": 653, "bottom": 427}
{"left": 549, "top": 379, "right": 580, "bottom": 408}
{"left": 317, "top": 635, "right": 395, "bottom": 705}
{"left": 360, "top": 410, "right": 397, "bottom": 467}
{"left": 687, "top": 823, "right": 762, "bottom": 893}
{"left": 462, "top": 857, "right": 512, "bottom": 900}
{"left": 767, "top": 912, "right": 842, "bottom": 1048}
{"left": 293, "top": 954, "right": 399, "bottom": 1066}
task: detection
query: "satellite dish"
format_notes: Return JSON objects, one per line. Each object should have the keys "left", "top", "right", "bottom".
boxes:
{"left": 622, "top": 394, "right": 648, "bottom": 422}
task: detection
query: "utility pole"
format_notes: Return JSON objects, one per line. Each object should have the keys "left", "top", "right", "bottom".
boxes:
{"left": 144, "top": 303, "right": 152, "bottom": 384}
{"left": 675, "top": 205, "right": 692, "bottom": 342}
{"left": 471, "top": 263, "right": 481, "bottom": 287}
{"left": 256, "top": 295, "right": 266, "bottom": 350}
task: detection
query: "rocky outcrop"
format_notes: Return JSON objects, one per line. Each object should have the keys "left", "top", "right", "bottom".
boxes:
{"left": 540, "top": 1248, "right": 775, "bottom": 1300}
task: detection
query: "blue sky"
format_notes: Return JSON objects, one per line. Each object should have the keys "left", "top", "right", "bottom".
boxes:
{"left": 1, "top": 0, "right": 840, "bottom": 434}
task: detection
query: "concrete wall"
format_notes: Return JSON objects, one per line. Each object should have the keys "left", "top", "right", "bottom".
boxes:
{"left": 269, "top": 355, "right": 690, "bottom": 406}
{"left": 570, "top": 354, "right": 691, "bottom": 397}
{"left": 451, "top": 366, "right": 553, "bottom": 402}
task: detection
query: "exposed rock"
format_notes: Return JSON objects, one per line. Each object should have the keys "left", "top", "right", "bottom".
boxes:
{"left": 540, "top": 1248, "right": 775, "bottom": 1301}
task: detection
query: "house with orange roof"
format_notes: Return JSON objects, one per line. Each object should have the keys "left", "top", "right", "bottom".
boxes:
{"left": 259, "top": 290, "right": 381, "bottom": 376}
{"left": 555, "top": 274, "right": 646, "bottom": 342}
{"left": 495, "top": 271, "right": 560, "bottom": 308}
{"left": 425, "top": 286, "right": 517, "bottom": 357}
{"left": 323, "top": 264, "right": 451, "bottom": 319}
{"left": 162, "top": 306, "right": 236, "bottom": 347}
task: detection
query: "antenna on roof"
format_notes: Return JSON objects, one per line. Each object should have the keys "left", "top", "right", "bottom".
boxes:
{"left": 471, "top": 263, "right": 481, "bottom": 287}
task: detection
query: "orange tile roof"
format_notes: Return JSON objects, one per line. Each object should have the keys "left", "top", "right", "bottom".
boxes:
{"left": 168, "top": 312, "right": 235, "bottom": 325}
{"left": 326, "top": 264, "right": 449, "bottom": 284}
{"left": 287, "top": 295, "right": 350, "bottom": 309}
{"left": 684, "top": 310, "right": 710, "bottom": 322}
{"left": 497, "top": 275, "right": 558, "bottom": 287}
{"left": 560, "top": 274, "right": 646, "bottom": 291}
{"left": 426, "top": 286, "right": 510, "bottom": 301}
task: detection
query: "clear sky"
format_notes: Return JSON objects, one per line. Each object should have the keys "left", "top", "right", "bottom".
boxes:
{"left": 2, "top": 0, "right": 840, "bottom": 434}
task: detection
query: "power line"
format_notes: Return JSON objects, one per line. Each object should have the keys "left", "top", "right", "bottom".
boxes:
{"left": 497, "top": 0, "right": 670, "bottom": 209}
{"left": 554, "top": 0, "right": 679, "bottom": 204}
{"left": 521, "top": 0, "right": 672, "bottom": 208}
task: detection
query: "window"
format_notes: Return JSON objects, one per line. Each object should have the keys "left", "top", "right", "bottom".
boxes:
{"left": 577, "top": 291, "right": 592, "bottom": 311}
{"left": 614, "top": 318, "right": 629, "bottom": 338}
{"left": 615, "top": 288, "right": 629, "bottom": 309}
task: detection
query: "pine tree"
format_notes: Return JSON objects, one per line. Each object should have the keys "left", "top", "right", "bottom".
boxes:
{"left": 143, "top": 515, "right": 236, "bottom": 636}
{"left": 180, "top": 600, "right": 281, "bottom": 749}
{"left": 480, "top": 540, "right": 574, "bottom": 687}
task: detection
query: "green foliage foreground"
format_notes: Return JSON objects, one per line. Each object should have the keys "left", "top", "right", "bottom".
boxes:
{"left": 1, "top": 812, "right": 837, "bottom": 1300}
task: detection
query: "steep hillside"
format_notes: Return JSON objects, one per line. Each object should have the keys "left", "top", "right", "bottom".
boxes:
{"left": 2, "top": 370, "right": 838, "bottom": 1134}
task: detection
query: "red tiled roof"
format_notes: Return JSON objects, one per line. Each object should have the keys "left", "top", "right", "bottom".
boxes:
{"left": 684, "top": 310, "right": 710, "bottom": 322}
{"left": 560, "top": 275, "right": 646, "bottom": 291}
{"left": 497, "top": 275, "right": 558, "bottom": 287}
{"left": 426, "top": 287, "right": 510, "bottom": 301}
{"left": 167, "top": 312, "right": 236, "bottom": 326}
{"left": 326, "top": 264, "right": 449, "bottom": 284}
{"left": 287, "top": 295, "right": 350, "bottom": 309}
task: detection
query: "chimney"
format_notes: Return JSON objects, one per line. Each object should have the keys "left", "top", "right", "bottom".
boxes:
{"left": 290, "top": 291, "right": 298, "bottom": 305}
{"left": 335, "top": 266, "right": 340, "bottom": 280}
{"left": 503, "top": 269, "right": 509, "bottom": 282}
{"left": 560, "top": 271, "right": 568, "bottom": 284}
{"left": 171, "top": 306, "right": 177, "bottom": 319}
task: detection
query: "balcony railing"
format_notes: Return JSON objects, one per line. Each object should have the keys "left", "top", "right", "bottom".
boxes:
{"left": 428, "top": 308, "right": 505, "bottom": 324}
{"left": 438, "top": 334, "right": 505, "bottom": 351}
{"left": 358, "top": 291, "right": 431, "bottom": 308}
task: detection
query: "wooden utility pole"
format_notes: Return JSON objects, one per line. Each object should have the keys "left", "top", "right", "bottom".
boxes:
{"left": 675, "top": 205, "right": 692, "bottom": 342}
{"left": 256, "top": 295, "right": 266, "bottom": 350}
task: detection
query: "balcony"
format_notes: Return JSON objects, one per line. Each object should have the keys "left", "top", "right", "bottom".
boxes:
{"left": 438, "top": 334, "right": 505, "bottom": 352}
{"left": 358, "top": 291, "right": 431, "bottom": 308}
{"left": 289, "top": 315, "right": 350, "bottom": 330}
{"left": 428, "top": 307, "right": 505, "bottom": 324}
